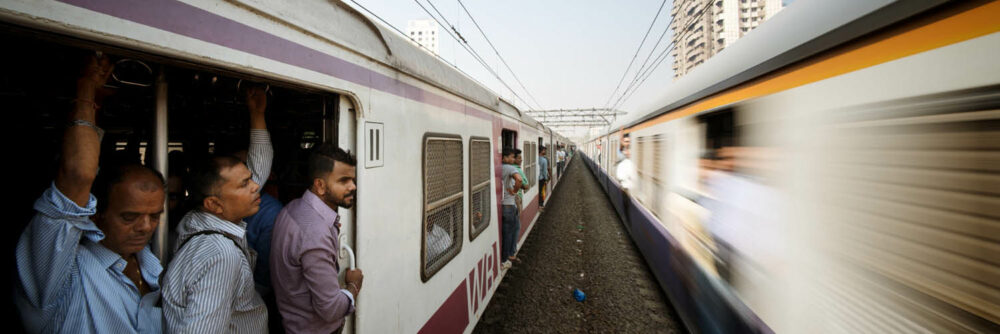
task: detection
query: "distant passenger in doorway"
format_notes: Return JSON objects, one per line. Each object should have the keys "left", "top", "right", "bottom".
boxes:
{"left": 161, "top": 85, "right": 272, "bottom": 333}
{"left": 616, "top": 134, "right": 636, "bottom": 193}
{"left": 16, "top": 54, "right": 166, "bottom": 333}
{"left": 538, "top": 146, "right": 550, "bottom": 208}
{"left": 270, "top": 144, "right": 364, "bottom": 334}
{"left": 616, "top": 134, "right": 638, "bottom": 230}
{"left": 501, "top": 147, "right": 524, "bottom": 270}
{"left": 513, "top": 150, "right": 531, "bottom": 212}
{"left": 557, "top": 145, "right": 567, "bottom": 175}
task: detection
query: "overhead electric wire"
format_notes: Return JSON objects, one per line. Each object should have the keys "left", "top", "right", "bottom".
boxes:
{"left": 457, "top": 0, "right": 545, "bottom": 110}
{"left": 602, "top": 0, "right": 669, "bottom": 110}
{"left": 348, "top": 0, "right": 535, "bottom": 110}
{"left": 610, "top": 0, "right": 716, "bottom": 111}
{"left": 348, "top": 0, "right": 464, "bottom": 71}
{"left": 414, "top": 0, "right": 537, "bottom": 110}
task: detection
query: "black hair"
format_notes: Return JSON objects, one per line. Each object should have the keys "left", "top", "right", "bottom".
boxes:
{"left": 93, "top": 164, "right": 166, "bottom": 213}
{"left": 186, "top": 155, "right": 244, "bottom": 209}
{"left": 308, "top": 144, "right": 356, "bottom": 179}
{"left": 502, "top": 147, "right": 515, "bottom": 158}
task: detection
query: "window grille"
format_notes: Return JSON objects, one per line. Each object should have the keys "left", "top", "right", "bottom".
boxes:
{"left": 522, "top": 141, "right": 537, "bottom": 188}
{"left": 422, "top": 135, "right": 463, "bottom": 280}
{"left": 469, "top": 138, "right": 491, "bottom": 240}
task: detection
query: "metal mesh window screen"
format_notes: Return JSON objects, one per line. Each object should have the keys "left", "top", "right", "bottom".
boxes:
{"left": 423, "top": 137, "right": 463, "bottom": 279}
{"left": 469, "top": 139, "right": 491, "bottom": 239}
{"left": 523, "top": 141, "right": 536, "bottom": 188}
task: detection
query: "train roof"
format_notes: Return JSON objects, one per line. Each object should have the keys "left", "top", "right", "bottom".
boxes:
{"left": 609, "top": 0, "right": 949, "bottom": 133}
{"left": 262, "top": 0, "right": 551, "bottom": 130}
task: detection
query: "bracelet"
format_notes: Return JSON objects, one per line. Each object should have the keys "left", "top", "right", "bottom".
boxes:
{"left": 348, "top": 282, "right": 360, "bottom": 292}
{"left": 72, "top": 98, "right": 100, "bottom": 110}
{"left": 67, "top": 119, "right": 105, "bottom": 142}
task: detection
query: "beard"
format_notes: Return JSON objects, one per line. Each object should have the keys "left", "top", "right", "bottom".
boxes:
{"left": 324, "top": 188, "right": 356, "bottom": 209}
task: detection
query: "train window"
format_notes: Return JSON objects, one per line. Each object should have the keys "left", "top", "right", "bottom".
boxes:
{"left": 501, "top": 129, "right": 516, "bottom": 150}
{"left": 700, "top": 108, "right": 736, "bottom": 151}
{"left": 421, "top": 134, "right": 463, "bottom": 281}
{"left": 468, "top": 137, "right": 491, "bottom": 241}
{"left": 522, "top": 141, "right": 536, "bottom": 189}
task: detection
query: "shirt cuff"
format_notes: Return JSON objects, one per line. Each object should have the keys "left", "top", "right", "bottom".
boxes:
{"left": 249, "top": 129, "right": 270, "bottom": 144}
{"left": 341, "top": 289, "right": 355, "bottom": 307}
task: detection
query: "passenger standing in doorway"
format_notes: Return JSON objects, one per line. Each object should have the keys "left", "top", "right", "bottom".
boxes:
{"left": 538, "top": 146, "right": 550, "bottom": 208}
{"left": 557, "top": 145, "right": 567, "bottom": 175}
{"left": 616, "top": 134, "right": 637, "bottom": 192}
{"left": 513, "top": 150, "right": 531, "bottom": 212}
{"left": 16, "top": 54, "right": 166, "bottom": 334}
{"left": 230, "top": 148, "right": 284, "bottom": 332}
{"left": 161, "top": 85, "right": 272, "bottom": 333}
{"left": 270, "top": 144, "right": 364, "bottom": 334}
{"left": 501, "top": 147, "right": 524, "bottom": 270}
{"left": 616, "top": 134, "right": 638, "bottom": 230}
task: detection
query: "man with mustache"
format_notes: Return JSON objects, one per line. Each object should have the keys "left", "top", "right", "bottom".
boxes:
{"left": 270, "top": 144, "right": 363, "bottom": 334}
{"left": 161, "top": 85, "right": 272, "bottom": 333}
{"left": 16, "top": 54, "right": 166, "bottom": 333}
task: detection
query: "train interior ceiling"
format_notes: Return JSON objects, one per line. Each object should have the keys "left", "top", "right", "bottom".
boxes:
{"left": 6, "top": 30, "right": 343, "bottom": 235}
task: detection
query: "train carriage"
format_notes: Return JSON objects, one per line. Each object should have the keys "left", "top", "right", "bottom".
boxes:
{"left": 3, "top": 0, "right": 571, "bottom": 333}
{"left": 582, "top": 0, "right": 1000, "bottom": 333}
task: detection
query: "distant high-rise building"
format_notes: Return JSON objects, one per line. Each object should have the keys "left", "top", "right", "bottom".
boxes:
{"left": 406, "top": 19, "right": 439, "bottom": 55}
{"left": 670, "top": 0, "right": 783, "bottom": 79}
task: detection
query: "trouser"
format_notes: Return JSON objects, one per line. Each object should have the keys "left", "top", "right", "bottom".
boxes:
{"left": 539, "top": 179, "right": 548, "bottom": 206}
{"left": 501, "top": 205, "right": 520, "bottom": 260}
{"left": 557, "top": 161, "right": 565, "bottom": 175}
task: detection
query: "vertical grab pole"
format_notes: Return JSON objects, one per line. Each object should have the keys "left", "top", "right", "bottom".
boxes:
{"left": 152, "top": 67, "right": 169, "bottom": 263}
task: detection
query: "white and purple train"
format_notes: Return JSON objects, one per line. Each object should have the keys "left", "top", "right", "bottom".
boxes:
{"left": 4, "top": 0, "right": 571, "bottom": 332}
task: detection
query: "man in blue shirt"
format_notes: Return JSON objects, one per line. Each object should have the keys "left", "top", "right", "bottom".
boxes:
{"left": 538, "top": 146, "right": 550, "bottom": 208}
{"left": 16, "top": 55, "right": 166, "bottom": 333}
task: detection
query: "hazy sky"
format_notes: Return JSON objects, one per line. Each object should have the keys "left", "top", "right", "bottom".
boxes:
{"left": 346, "top": 0, "right": 681, "bottom": 124}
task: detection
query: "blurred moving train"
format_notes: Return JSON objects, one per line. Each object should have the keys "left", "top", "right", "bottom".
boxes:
{"left": 582, "top": 0, "right": 999, "bottom": 332}
{"left": 2, "top": 0, "right": 572, "bottom": 332}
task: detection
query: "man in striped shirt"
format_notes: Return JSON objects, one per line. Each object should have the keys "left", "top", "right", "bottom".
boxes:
{"left": 16, "top": 55, "right": 166, "bottom": 333}
{"left": 161, "top": 85, "right": 272, "bottom": 333}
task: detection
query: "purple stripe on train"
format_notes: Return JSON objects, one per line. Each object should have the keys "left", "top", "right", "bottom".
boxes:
{"left": 60, "top": 0, "right": 491, "bottom": 120}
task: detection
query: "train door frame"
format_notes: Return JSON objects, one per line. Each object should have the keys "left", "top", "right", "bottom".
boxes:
{"left": 336, "top": 95, "right": 358, "bottom": 334}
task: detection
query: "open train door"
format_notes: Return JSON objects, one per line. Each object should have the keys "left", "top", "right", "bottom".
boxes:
{"left": 333, "top": 95, "right": 358, "bottom": 333}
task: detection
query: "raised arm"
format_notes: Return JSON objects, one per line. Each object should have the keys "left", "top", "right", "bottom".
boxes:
{"left": 16, "top": 55, "right": 112, "bottom": 321}
{"left": 56, "top": 55, "right": 113, "bottom": 206}
{"left": 245, "top": 85, "right": 273, "bottom": 189}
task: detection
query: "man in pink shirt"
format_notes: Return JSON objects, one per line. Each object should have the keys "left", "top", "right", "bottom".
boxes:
{"left": 270, "top": 144, "right": 363, "bottom": 333}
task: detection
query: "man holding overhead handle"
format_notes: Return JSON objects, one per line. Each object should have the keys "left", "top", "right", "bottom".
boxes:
{"left": 16, "top": 54, "right": 166, "bottom": 333}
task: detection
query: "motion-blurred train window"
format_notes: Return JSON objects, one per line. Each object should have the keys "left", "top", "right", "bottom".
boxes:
{"left": 421, "top": 134, "right": 464, "bottom": 281}
{"left": 468, "top": 137, "right": 492, "bottom": 241}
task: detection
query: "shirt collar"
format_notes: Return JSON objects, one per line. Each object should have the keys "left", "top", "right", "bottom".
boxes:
{"left": 137, "top": 246, "right": 163, "bottom": 289}
{"left": 181, "top": 210, "right": 247, "bottom": 239}
{"left": 302, "top": 190, "right": 339, "bottom": 225}
{"left": 90, "top": 242, "right": 127, "bottom": 270}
